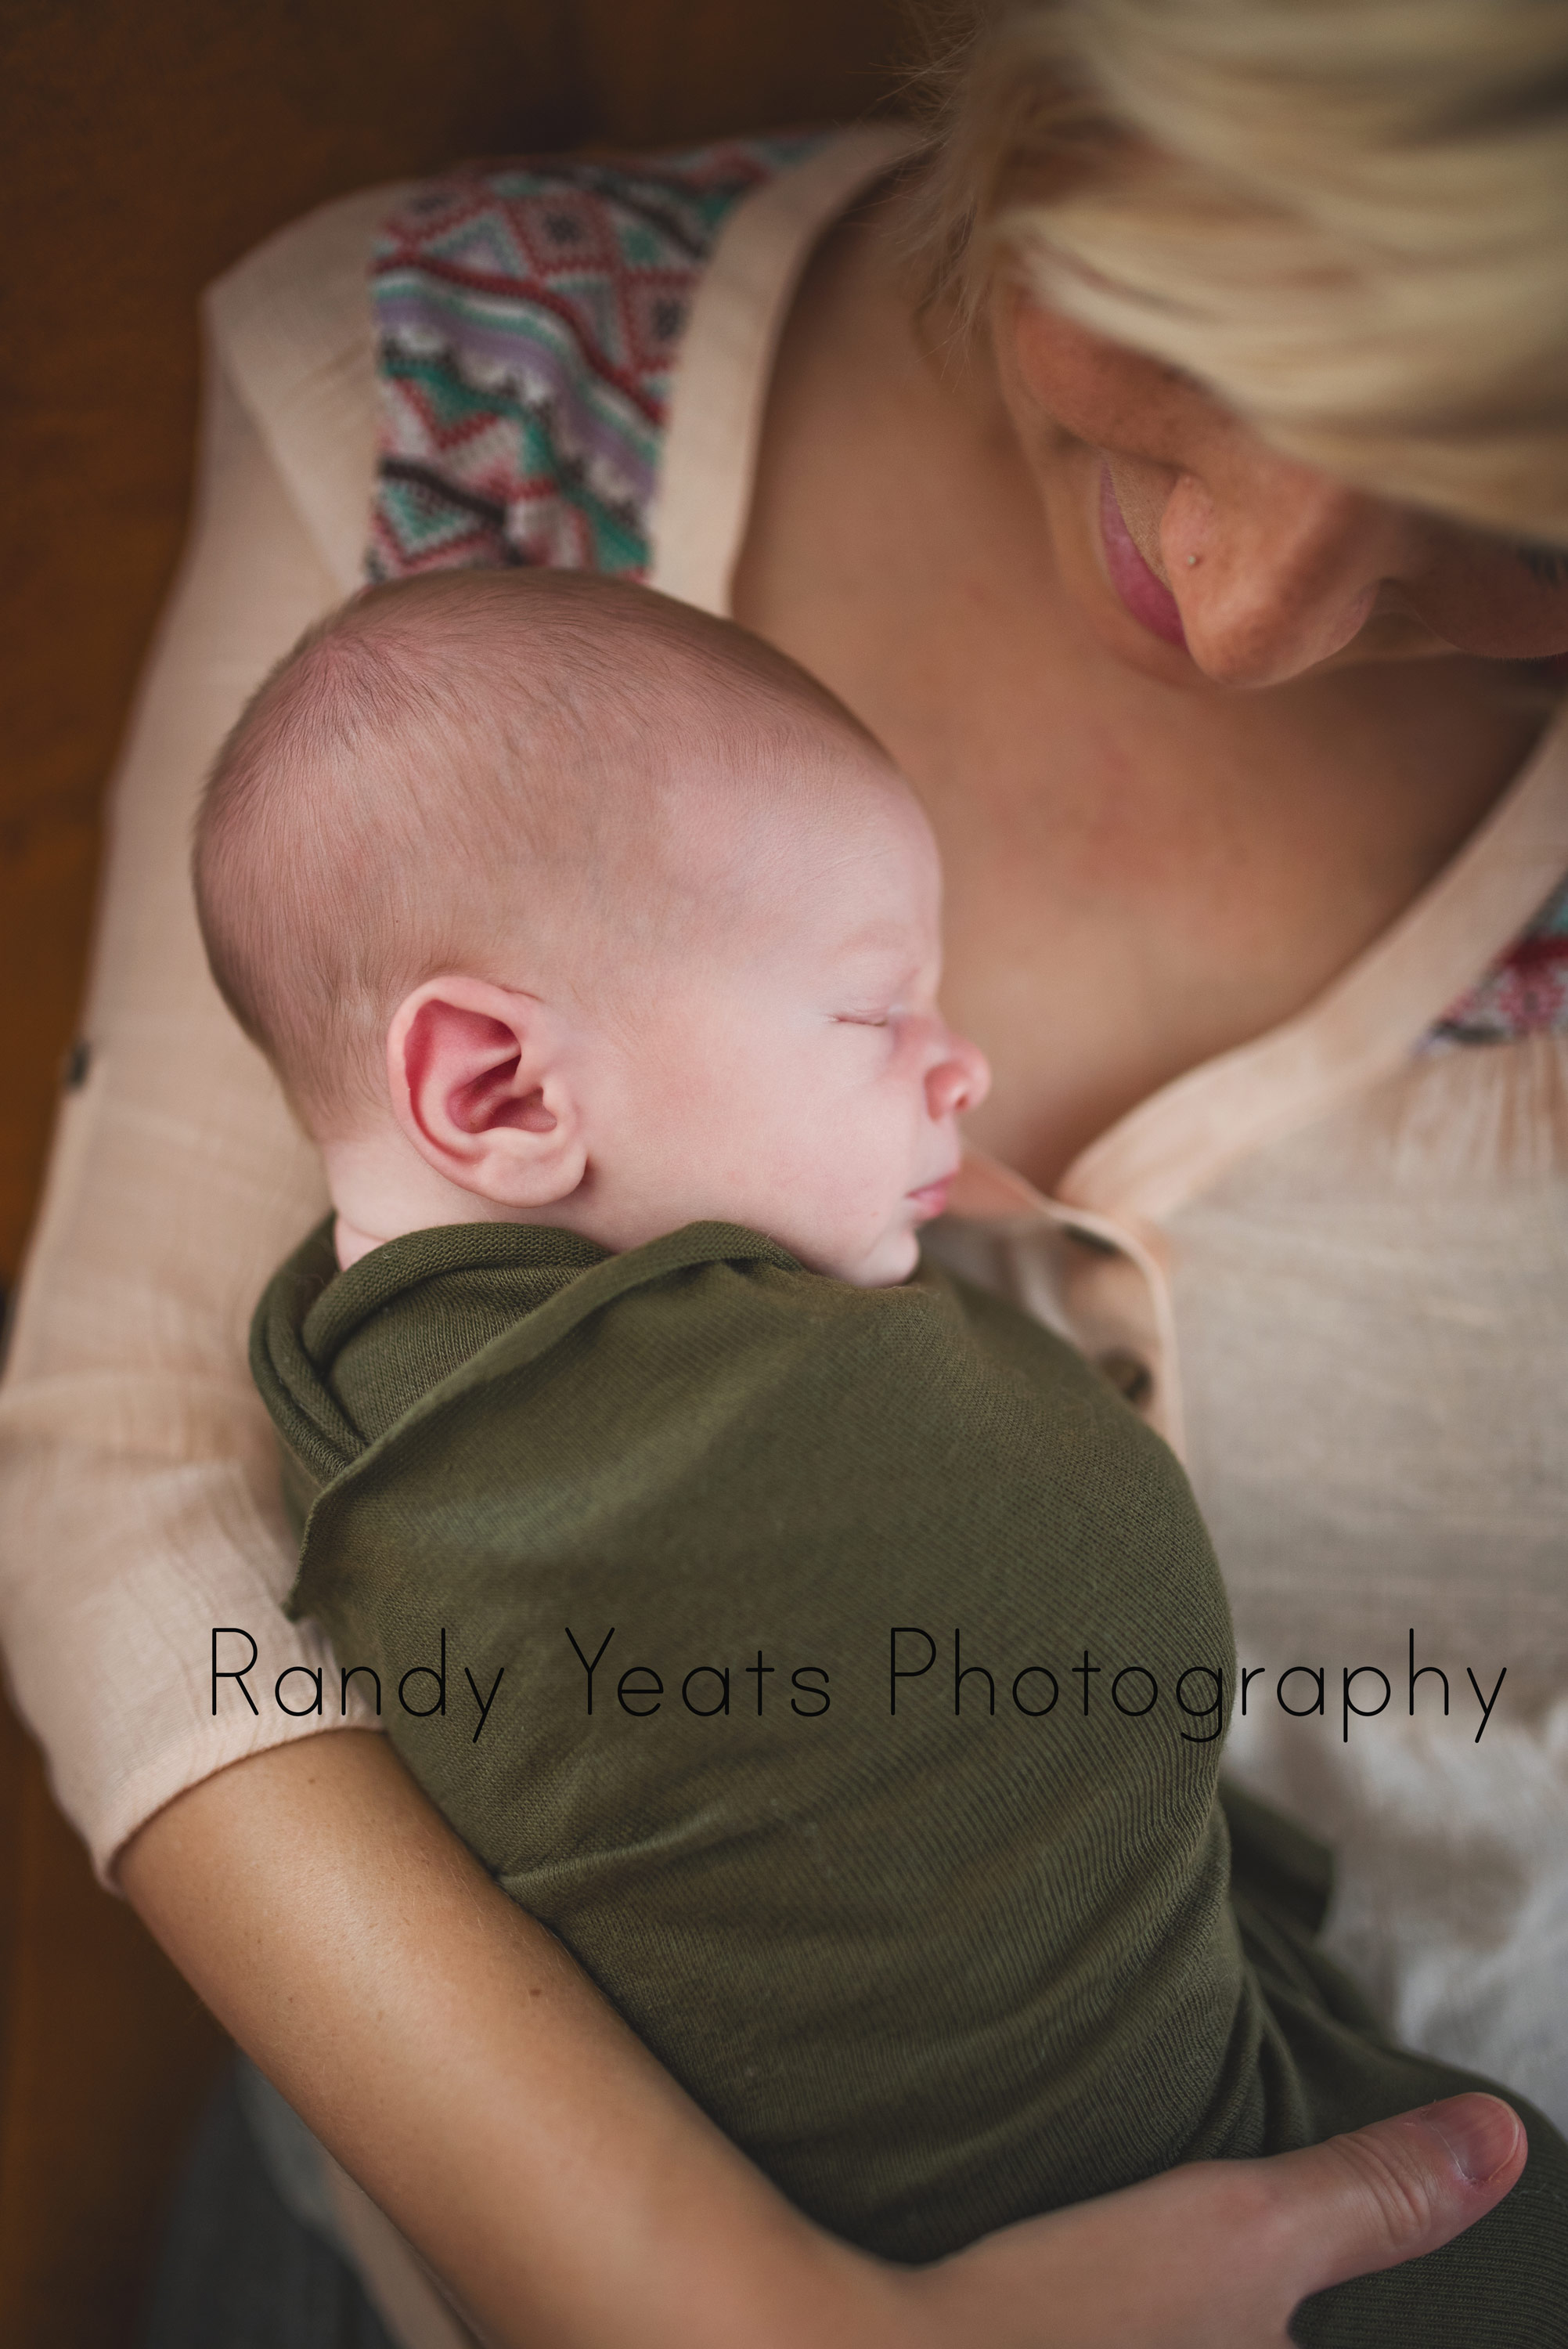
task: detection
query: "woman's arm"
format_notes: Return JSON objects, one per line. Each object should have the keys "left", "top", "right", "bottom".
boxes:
{"left": 0, "top": 311, "right": 384, "bottom": 1869}
{"left": 121, "top": 1730, "right": 1521, "bottom": 2349}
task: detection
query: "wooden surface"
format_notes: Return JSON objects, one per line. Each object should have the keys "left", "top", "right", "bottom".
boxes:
{"left": 0, "top": 3, "right": 907, "bottom": 2338}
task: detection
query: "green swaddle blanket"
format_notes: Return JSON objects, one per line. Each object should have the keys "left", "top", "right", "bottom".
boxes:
{"left": 253, "top": 1218, "right": 1568, "bottom": 2339}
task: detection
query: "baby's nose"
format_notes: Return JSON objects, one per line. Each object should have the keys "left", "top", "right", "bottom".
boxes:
{"left": 927, "top": 1033, "right": 990, "bottom": 1120}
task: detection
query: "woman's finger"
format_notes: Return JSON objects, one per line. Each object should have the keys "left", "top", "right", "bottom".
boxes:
{"left": 911, "top": 2093, "right": 1527, "bottom": 2349}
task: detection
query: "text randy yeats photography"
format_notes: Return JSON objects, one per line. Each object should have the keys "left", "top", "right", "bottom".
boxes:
{"left": 2, "top": 2, "right": 1566, "bottom": 2346}
{"left": 210, "top": 1623, "right": 1511, "bottom": 1748}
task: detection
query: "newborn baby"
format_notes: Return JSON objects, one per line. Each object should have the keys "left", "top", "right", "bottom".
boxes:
{"left": 195, "top": 571, "right": 1568, "bottom": 2344}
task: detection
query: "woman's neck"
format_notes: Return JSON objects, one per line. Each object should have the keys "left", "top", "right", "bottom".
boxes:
{"left": 732, "top": 193, "right": 1550, "bottom": 1191}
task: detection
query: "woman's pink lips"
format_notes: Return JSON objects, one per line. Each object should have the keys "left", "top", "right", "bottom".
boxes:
{"left": 1098, "top": 466, "right": 1188, "bottom": 649}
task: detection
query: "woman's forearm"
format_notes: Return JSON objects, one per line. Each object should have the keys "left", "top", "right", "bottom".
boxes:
{"left": 118, "top": 1730, "right": 910, "bottom": 2349}
{"left": 119, "top": 1730, "right": 1520, "bottom": 2349}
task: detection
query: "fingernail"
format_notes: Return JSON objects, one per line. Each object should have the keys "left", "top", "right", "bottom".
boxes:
{"left": 1415, "top": 2094, "right": 1523, "bottom": 2185}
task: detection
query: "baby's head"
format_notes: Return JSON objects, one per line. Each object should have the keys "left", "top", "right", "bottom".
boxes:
{"left": 193, "top": 572, "right": 987, "bottom": 1286}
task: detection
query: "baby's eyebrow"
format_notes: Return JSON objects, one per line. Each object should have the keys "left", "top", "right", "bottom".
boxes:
{"left": 831, "top": 954, "right": 929, "bottom": 1010}
{"left": 833, "top": 917, "right": 921, "bottom": 964}
{"left": 831, "top": 950, "right": 929, "bottom": 1005}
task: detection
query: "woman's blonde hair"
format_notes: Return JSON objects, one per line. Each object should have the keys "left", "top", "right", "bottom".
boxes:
{"left": 911, "top": 0, "right": 1568, "bottom": 546}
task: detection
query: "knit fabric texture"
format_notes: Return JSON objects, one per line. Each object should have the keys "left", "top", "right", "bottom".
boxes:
{"left": 368, "top": 135, "right": 828, "bottom": 580}
{"left": 253, "top": 1220, "right": 1568, "bottom": 2335}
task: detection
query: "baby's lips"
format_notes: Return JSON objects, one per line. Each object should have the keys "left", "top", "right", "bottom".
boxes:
{"left": 907, "top": 1174, "right": 955, "bottom": 1221}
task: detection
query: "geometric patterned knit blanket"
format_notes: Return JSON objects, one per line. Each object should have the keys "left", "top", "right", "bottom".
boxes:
{"left": 369, "top": 134, "right": 827, "bottom": 581}
{"left": 1429, "top": 872, "right": 1568, "bottom": 1045}
{"left": 365, "top": 139, "right": 1568, "bottom": 1047}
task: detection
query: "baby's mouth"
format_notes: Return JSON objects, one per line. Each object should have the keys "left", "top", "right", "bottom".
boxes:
{"left": 906, "top": 1176, "right": 954, "bottom": 1221}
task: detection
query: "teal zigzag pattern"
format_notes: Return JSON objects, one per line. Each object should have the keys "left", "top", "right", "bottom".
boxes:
{"left": 368, "top": 135, "right": 829, "bottom": 582}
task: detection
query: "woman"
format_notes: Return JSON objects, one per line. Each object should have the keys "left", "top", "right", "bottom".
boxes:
{"left": 3, "top": 0, "right": 1563, "bottom": 2340}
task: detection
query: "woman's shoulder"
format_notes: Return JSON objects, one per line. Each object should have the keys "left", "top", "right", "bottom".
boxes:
{"left": 368, "top": 135, "right": 837, "bottom": 582}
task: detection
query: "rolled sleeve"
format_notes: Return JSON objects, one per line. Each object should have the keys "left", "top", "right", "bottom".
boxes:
{"left": 0, "top": 191, "right": 400, "bottom": 1879}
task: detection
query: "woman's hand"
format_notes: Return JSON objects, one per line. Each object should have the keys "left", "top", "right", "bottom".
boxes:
{"left": 121, "top": 1730, "right": 1517, "bottom": 2349}
{"left": 910, "top": 2095, "right": 1523, "bottom": 2349}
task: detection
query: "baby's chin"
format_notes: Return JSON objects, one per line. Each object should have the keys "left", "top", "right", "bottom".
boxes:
{"left": 828, "top": 1224, "right": 924, "bottom": 1290}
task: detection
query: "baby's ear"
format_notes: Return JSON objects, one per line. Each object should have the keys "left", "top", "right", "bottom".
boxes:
{"left": 388, "top": 976, "right": 587, "bottom": 1207}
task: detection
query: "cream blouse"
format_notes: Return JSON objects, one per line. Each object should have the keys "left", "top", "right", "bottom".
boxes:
{"left": 1, "top": 130, "right": 1564, "bottom": 2131}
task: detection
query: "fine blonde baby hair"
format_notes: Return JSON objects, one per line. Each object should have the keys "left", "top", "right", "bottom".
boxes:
{"left": 910, "top": 0, "right": 1568, "bottom": 545}
{"left": 193, "top": 571, "right": 881, "bottom": 1137}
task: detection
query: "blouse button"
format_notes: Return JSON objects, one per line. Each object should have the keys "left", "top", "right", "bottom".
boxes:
{"left": 1098, "top": 1348, "right": 1154, "bottom": 1409}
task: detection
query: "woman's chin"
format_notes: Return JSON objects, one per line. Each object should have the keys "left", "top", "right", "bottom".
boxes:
{"left": 1070, "top": 553, "right": 1205, "bottom": 687}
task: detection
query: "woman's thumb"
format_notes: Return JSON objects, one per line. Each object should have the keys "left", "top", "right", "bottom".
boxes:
{"left": 1277, "top": 2093, "right": 1525, "bottom": 2297}
{"left": 914, "top": 2091, "right": 1527, "bottom": 2349}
